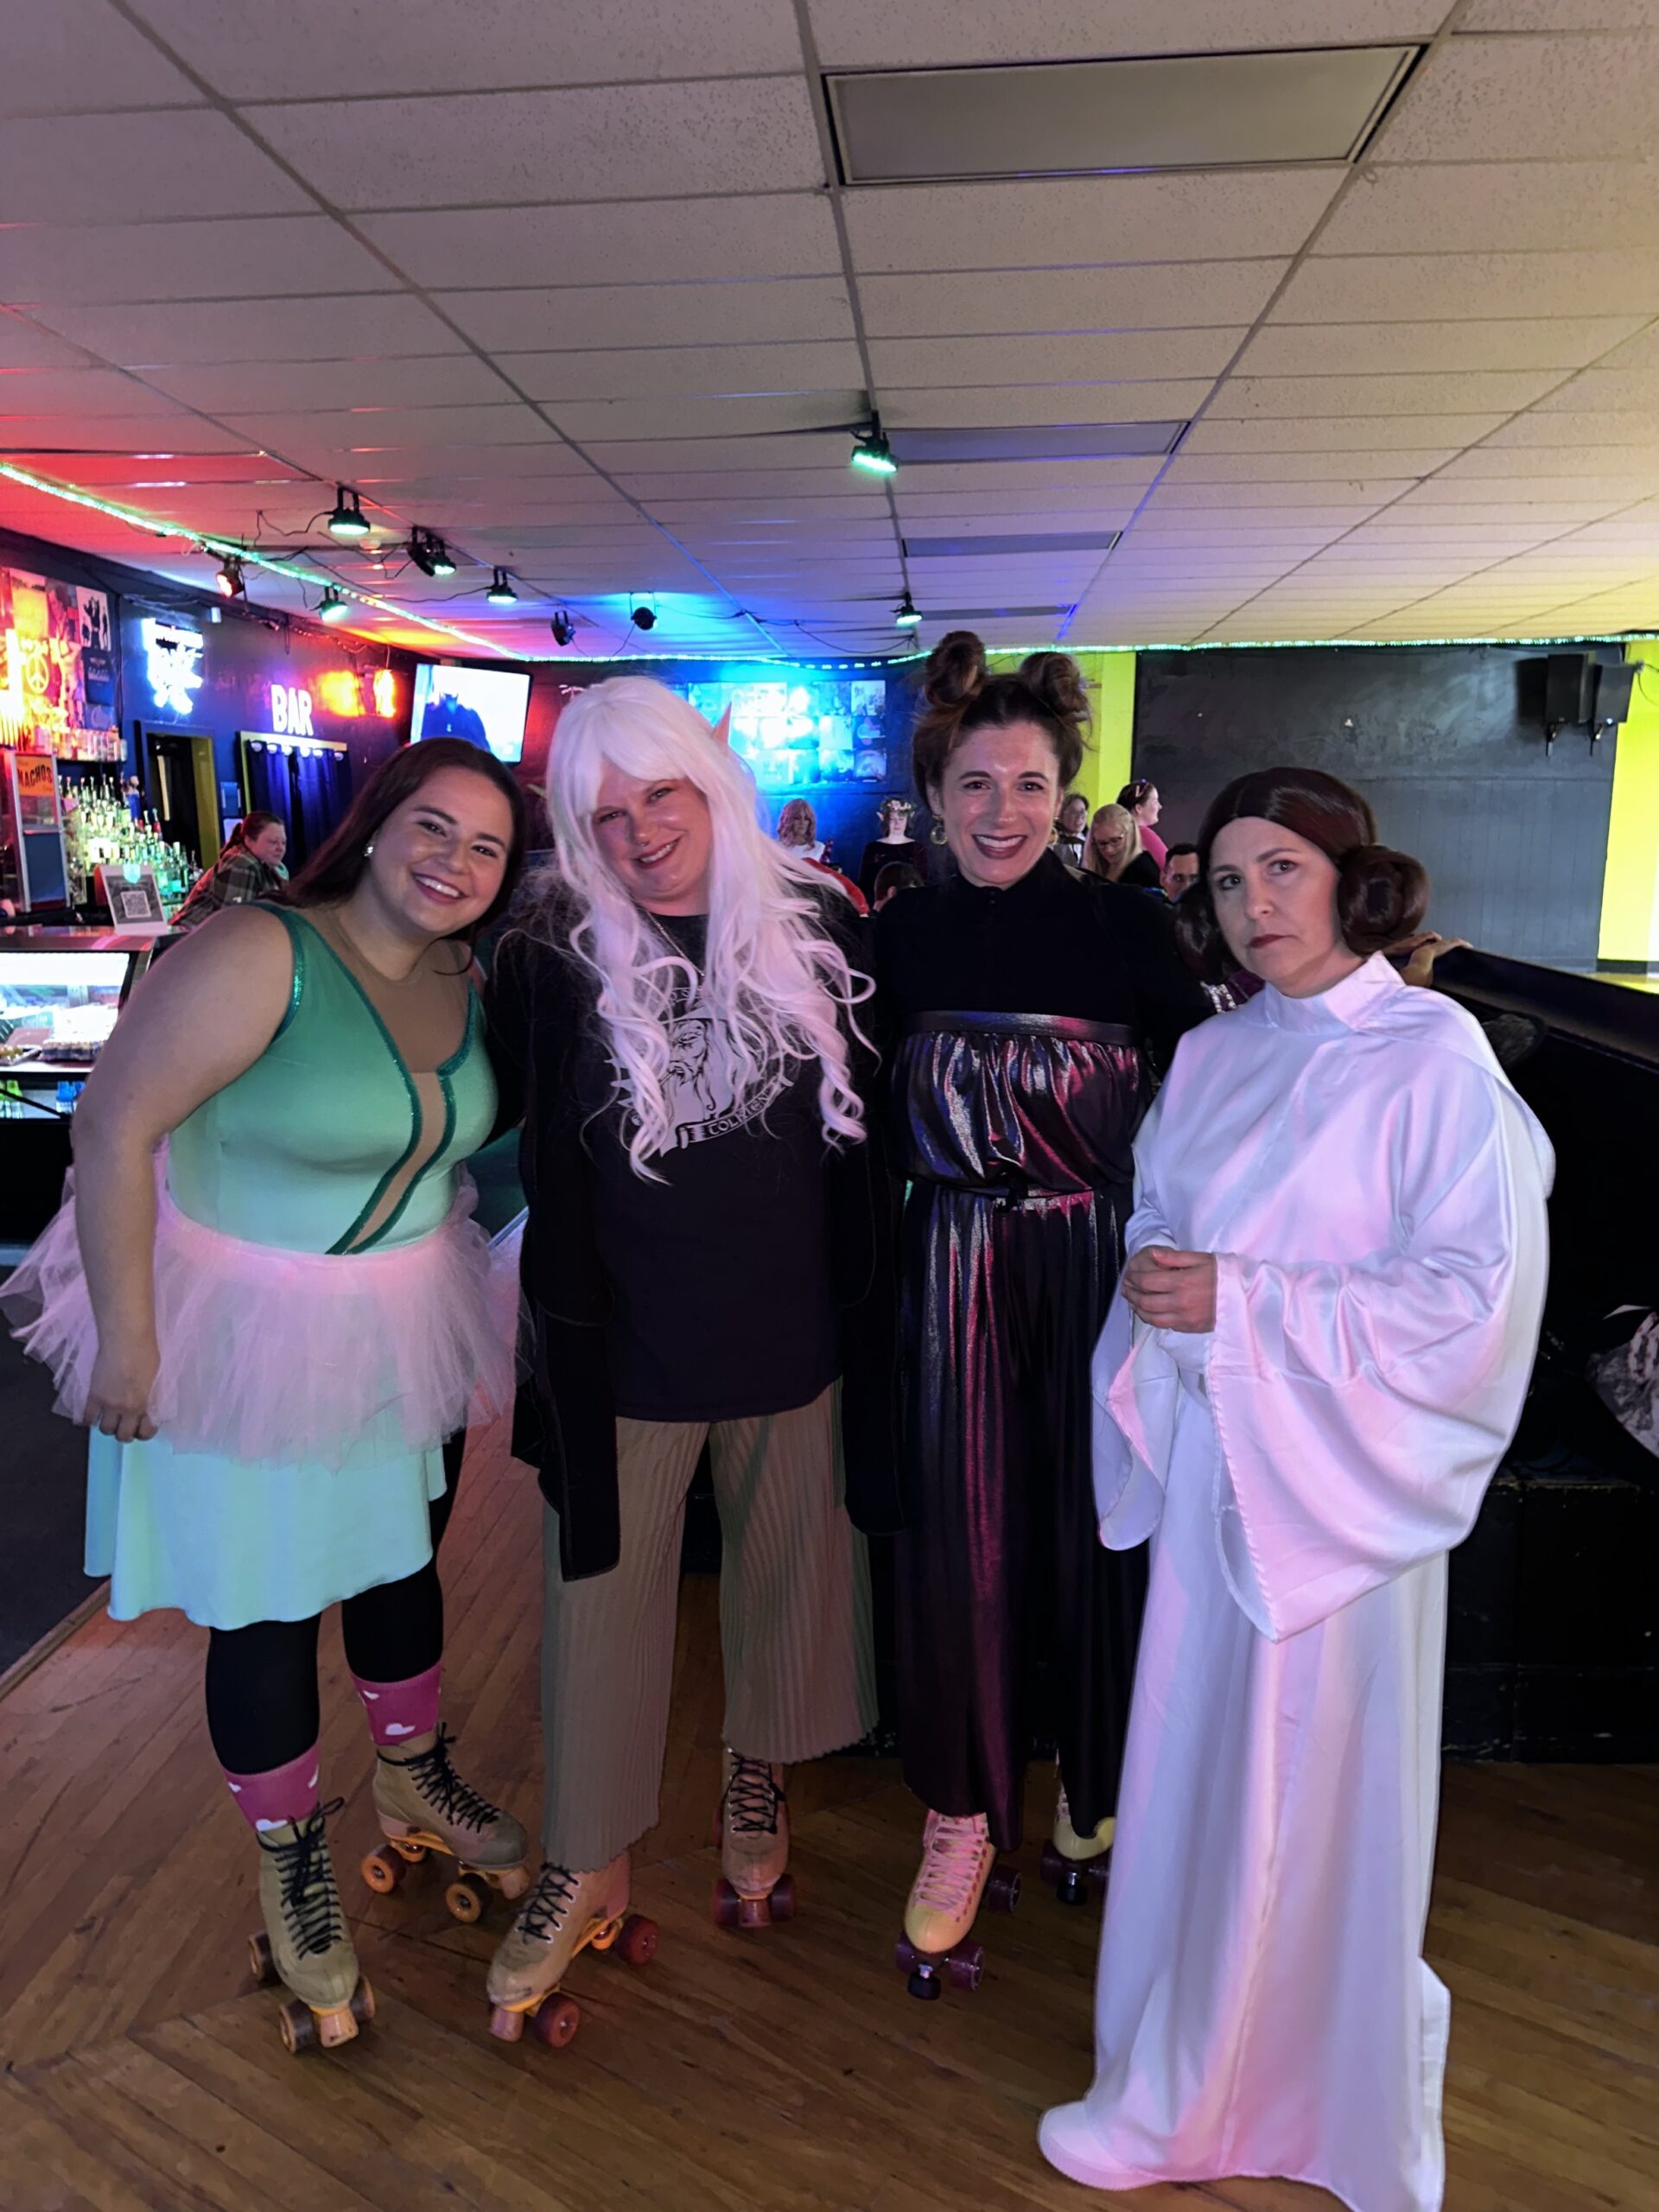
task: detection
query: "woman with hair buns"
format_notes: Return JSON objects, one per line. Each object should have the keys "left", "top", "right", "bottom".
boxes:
{"left": 875, "top": 632, "right": 1210, "bottom": 1999}
{"left": 1040, "top": 768, "right": 1552, "bottom": 2212}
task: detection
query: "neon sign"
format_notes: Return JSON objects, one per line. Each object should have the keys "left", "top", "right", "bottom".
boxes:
{"left": 372, "top": 667, "right": 397, "bottom": 717}
{"left": 270, "top": 683, "right": 315, "bottom": 737}
{"left": 140, "top": 619, "right": 204, "bottom": 715}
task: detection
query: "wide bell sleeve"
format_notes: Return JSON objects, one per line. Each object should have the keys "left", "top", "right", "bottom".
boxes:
{"left": 1092, "top": 1096, "right": 1185, "bottom": 1551}
{"left": 1205, "top": 1058, "right": 1552, "bottom": 1642}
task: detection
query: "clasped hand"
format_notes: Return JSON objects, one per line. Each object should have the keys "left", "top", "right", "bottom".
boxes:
{"left": 1122, "top": 1245, "right": 1217, "bottom": 1334}
{"left": 82, "top": 1338, "right": 160, "bottom": 1444}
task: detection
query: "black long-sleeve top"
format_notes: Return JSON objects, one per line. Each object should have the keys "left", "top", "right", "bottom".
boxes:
{"left": 874, "top": 849, "right": 1211, "bottom": 1065}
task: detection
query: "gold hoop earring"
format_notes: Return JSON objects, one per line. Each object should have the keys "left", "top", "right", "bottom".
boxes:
{"left": 929, "top": 819, "right": 948, "bottom": 847}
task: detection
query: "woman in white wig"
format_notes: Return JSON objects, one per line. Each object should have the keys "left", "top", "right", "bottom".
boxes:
{"left": 482, "top": 677, "right": 899, "bottom": 2044}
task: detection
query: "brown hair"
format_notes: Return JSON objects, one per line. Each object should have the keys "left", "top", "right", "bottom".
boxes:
{"left": 1174, "top": 766, "right": 1427, "bottom": 982}
{"left": 221, "top": 810, "right": 283, "bottom": 855}
{"left": 1118, "top": 777, "right": 1157, "bottom": 813}
{"left": 289, "top": 738, "right": 529, "bottom": 940}
{"left": 912, "top": 630, "right": 1089, "bottom": 799}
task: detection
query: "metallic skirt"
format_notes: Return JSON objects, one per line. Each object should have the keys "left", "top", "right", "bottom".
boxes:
{"left": 892, "top": 1013, "right": 1151, "bottom": 1851}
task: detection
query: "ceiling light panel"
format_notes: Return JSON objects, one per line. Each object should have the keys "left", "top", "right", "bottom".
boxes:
{"left": 887, "top": 423, "right": 1187, "bottom": 462}
{"left": 905, "top": 532, "right": 1122, "bottom": 557}
{"left": 827, "top": 46, "right": 1418, "bottom": 185}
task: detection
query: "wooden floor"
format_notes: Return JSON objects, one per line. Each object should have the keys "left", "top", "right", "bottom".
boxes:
{"left": 3, "top": 1420, "right": 1656, "bottom": 2212}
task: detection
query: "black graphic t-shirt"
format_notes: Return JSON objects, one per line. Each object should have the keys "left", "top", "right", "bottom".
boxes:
{"left": 588, "top": 912, "right": 840, "bottom": 1423}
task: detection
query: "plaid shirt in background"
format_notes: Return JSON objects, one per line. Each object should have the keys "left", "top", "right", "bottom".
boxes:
{"left": 171, "top": 851, "right": 287, "bottom": 932}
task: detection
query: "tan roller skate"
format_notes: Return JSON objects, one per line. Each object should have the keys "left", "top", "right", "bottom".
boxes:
{"left": 359, "top": 1723, "right": 530, "bottom": 1923}
{"left": 894, "top": 1809, "right": 1020, "bottom": 2001}
{"left": 712, "top": 1751, "right": 795, "bottom": 1930}
{"left": 248, "top": 1800, "right": 375, "bottom": 2055}
{"left": 486, "top": 1851, "right": 658, "bottom": 2051}
{"left": 1040, "top": 1777, "right": 1114, "bottom": 1908}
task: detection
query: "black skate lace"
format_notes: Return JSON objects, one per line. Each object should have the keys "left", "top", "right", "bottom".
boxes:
{"left": 258, "top": 1799, "right": 346, "bottom": 1958}
{"left": 722, "top": 1754, "right": 782, "bottom": 1838}
{"left": 519, "top": 1861, "right": 582, "bottom": 1943}
{"left": 382, "top": 1722, "right": 499, "bottom": 1835}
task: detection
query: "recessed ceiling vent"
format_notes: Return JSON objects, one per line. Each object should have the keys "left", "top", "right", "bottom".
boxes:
{"left": 828, "top": 45, "right": 1418, "bottom": 184}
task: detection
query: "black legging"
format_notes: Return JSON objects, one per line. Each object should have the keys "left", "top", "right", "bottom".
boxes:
{"left": 205, "top": 1430, "right": 466, "bottom": 1773}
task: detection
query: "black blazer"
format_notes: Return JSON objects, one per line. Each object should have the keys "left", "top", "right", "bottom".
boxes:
{"left": 484, "top": 885, "right": 902, "bottom": 1581}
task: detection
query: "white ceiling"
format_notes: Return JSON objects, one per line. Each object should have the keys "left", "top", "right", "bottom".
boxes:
{"left": 2, "top": 0, "right": 1658, "bottom": 658}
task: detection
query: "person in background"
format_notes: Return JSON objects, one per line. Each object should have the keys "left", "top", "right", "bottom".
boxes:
{"left": 1085, "top": 804, "right": 1161, "bottom": 891}
{"left": 483, "top": 677, "right": 898, "bottom": 2038}
{"left": 875, "top": 631, "right": 1209, "bottom": 2001}
{"left": 775, "top": 796, "right": 828, "bottom": 864}
{"left": 858, "top": 796, "right": 927, "bottom": 903}
{"left": 1055, "top": 791, "right": 1090, "bottom": 868}
{"left": 1039, "top": 766, "right": 1551, "bottom": 2212}
{"left": 3, "top": 741, "right": 531, "bottom": 2054}
{"left": 1118, "top": 779, "right": 1166, "bottom": 869}
{"left": 874, "top": 861, "right": 923, "bottom": 911}
{"left": 170, "top": 811, "right": 289, "bottom": 933}
{"left": 1160, "top": 842, "right": 1200, "bottom": 901}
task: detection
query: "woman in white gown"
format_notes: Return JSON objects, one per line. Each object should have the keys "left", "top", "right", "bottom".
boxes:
{"left": 1039, "top": 767, "right": 1553, "bottom": 2212}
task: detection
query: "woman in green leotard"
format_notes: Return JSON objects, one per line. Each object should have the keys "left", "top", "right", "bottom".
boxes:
{"left": 5, "top": 740, "right": 529, "bottom": 2051}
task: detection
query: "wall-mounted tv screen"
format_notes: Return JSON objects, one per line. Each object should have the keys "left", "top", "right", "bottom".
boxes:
{"left": 410, "top": 662, "right": 530, "bottom": 764}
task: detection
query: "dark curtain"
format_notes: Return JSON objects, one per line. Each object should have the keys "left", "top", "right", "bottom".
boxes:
{"left": 239, "top": 740, "right": 353, "bottom": 869}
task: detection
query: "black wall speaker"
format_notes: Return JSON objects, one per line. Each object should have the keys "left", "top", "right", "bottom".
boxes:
{"left": 1545, "top": 652, "right": 1593, "bottom": 731}
{"left": 1591, "top": 659, "right": 1638, "bottom": 730}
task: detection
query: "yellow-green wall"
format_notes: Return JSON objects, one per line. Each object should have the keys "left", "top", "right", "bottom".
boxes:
{"left": 987, "top": 648, "right": 1136, "bottom": 812}
{"left": 1597, "top": 639, "right": 1659, "bottom": 968}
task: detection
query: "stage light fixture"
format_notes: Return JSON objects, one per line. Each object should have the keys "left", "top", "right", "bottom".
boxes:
{"left": 214, "top": 554, "right": 245, "bottom": 600}
{"left": 851, "top": 414, "right": 898, "bottom": 476}
{"left": 550, "top": 607, "right": 577, "bottom": 646}
{"left": 631, "top": 601, "right": 658, "bottom": 632}
{"left": 327, "top": 486, "right": 371, "bottom": 539}
{"left": 408, "top": 528, "right": 456, "bottom": 579}
{"left": 894, "top": 593, "right": 921, "bottom": 628}
{"left": 486, "top": 567, "right": 518, "bottom": 606}
{"left": 318, "top": 588, "right": 350, "bottom": 624}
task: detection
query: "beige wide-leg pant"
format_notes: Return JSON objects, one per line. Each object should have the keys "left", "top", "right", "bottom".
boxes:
{"left": 540, "top": 1383, "right": 876, "bottom": 1869}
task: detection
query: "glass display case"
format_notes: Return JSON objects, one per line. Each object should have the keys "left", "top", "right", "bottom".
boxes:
{"left": 0, "top": 928, "right": 166, "bottom": 1255}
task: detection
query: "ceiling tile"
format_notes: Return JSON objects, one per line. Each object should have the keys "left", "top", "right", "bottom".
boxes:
{"left": 1165, "top": 448, "right": 1456, "bottom": 480}
{"left": 1179, "top": 413, "right": 1509, "bottom": 452}
{"left": 1380, "top": 33, "right": 1659, "bottom": 162}
{"left": 842, "top": 171, "right": 1343, "bottom": 275}
{"left": 550, "top": 392, "right": 865, "bottom": 441}
{"left": 1236, "top": 317, "right": 1644, "bottom": 376}
{"left": 359, "top": 194, "right": 840, "bottom": 291}
{"left": 495, "top": 342, "right": 865, "bottom": 404}
{"left": 0, "top": 0, "right": 204, "bottom": 114}
{"left": 1314, "top": 160, "right": 1659, "bottom": 256}
{"left": 250, "top": 81, "right": 825, "bottom": 210}
{"left": 0, "top": 315, "right": 99, "bottom": 372}
{"left": 883, "top": 382, "right": 1212, "bottom": 427}
{"left": 1209, "top": 370, "right": 1560, "bottom": 416}
{"left": 139, "top": 0, "right": 803, "bottom": 97}
{"left": 0, "top": 111, "right": 307, "bottom": 225}
{"left": 1272, "top": 250, "right": 1659, "bottom": 323}
{"left": 809, "top": 2, "right": 1441, "bottom": 66}
{"left": 220, "top": 403, "right": 550, "bottom": 450}
{"left": 31, "top": 294, "right": 467, "bottom": 367}
{"left": 1435, "top": 445, "right": 1659, "bottom": 480}
{"left": 142, "top": 354, "right": 511, "bottom": 412}
{"left": 1460, "top": 3, "right": 1659, "bottom": 26}
{"left": 856, "top": 263, "right": 1288, "bottom": 338}
{"left": 871, "top": 329, "right": 1244, "bottom": 385}
{"left": 0, "top": 216, "right": 400, "bottom": 305}
{"left": 1532, "top": 366, "right": 1659, "bottom": 411}
{"left": 436, "top": 280, "right": 854, "bottom": 352}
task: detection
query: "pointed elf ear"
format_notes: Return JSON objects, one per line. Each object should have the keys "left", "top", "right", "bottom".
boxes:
{"left": 709, "top": 705, "right": 733, "bottom": 747}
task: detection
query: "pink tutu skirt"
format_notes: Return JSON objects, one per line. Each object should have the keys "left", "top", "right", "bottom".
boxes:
{"left": 4, "top": 1174, "right": 518, "bottom": 1473}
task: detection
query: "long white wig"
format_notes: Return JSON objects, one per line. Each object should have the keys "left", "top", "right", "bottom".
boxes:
{"left": 543, "top": 676, "right": 869, "bottom": 1178}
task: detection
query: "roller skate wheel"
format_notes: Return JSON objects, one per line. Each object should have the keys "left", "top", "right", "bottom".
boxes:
{"left": 278, "top": 1999, "right": 317, "bottom": 2056}
{"left": 615, "top": 1912, "right": 658, "bottom": 1967}
{"left": 987, "top": 1862, "right": 1021, "bottom": 1913}
{"left": 361, "top": 1845, "right": 407, "bottom": 1896}
{"left": 906, "top": 1964, "right": 943, "bottom": 2002}
{"left": 488, "top": 2003, "right": 527, "bottom": 2044}
{"left": 496, "top": 1863, "right": 532, "bottom": 1904}
{"left": 529, "top": 1993, "right": 581, "bottom": 2050}
{"left": 387, "top": 1834, "right": 427, "bottom": 1866}
{"left": 767, "top": 1872, "right": 797, "bottom": 1925}
{"left": 349, "top": 1977, "right": 376, "bottom": 2027}
{"left": 444, "top": 1873, "right": 489, "bottom": 1924}
{"left": 945, "top": 1942, "right": 985, "bottom": 1992}
{"left": 712, "top": 1877, "right": 741, "bottom": 1929}
{"left": 894, "top": 1936, "right": 922, "bottom": 1975}
{"left": 247, "top": 1929, "right": 276, "bottom": 1986}
{"left": 1054, "top": 1864, "right": 1090, "bottom": 1907}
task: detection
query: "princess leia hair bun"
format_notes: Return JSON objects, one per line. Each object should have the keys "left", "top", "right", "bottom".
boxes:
{"left": 922, "top": 629, "right": 989, "bottom": 709}
{"left": 1173, "top": 765, "right": 1428, "bottom": 980}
